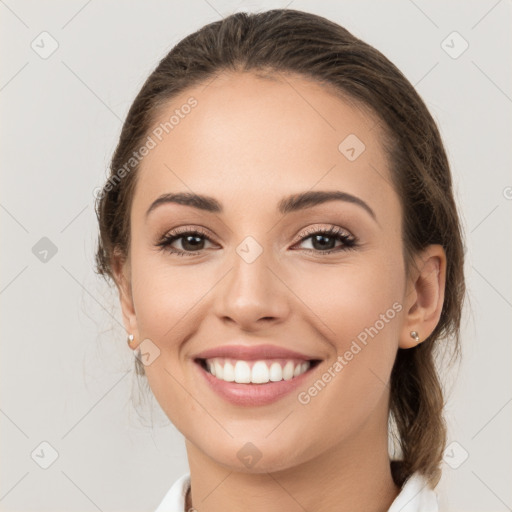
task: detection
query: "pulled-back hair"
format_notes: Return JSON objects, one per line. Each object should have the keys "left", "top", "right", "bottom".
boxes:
{"left": 95, "top": 9, "right": 466, "bottom": 488}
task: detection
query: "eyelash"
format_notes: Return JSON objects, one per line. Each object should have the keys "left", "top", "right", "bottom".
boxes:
{"left": 156, "top": 225, "right": 358, "bottom": 257}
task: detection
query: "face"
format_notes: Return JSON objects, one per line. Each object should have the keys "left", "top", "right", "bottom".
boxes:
{"left": 118, "top": 71, "right": 413, "bottom": 472}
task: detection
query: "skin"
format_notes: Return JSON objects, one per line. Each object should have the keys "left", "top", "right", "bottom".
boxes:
{"left": 114, "top": 71, "right": 446, "bottom": 512}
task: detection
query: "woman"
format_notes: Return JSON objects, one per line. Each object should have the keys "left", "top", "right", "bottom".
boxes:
{"left": 95, "top": 8, "right": 465, "bottom": 512}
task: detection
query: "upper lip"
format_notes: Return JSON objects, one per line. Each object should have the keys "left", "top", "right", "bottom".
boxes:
{"left": 193, "top": 344, "right": 322, "bottom": 361}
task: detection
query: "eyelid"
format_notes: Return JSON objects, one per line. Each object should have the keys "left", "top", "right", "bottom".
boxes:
{"left": 161, "top": 225, "right": 215, "bottom": 240}
{"left": 291, "top": 224, "right": 353, "bottom": 244}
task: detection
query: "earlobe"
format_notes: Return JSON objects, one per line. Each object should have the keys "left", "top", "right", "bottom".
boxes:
{"left": 399, "top": 244, "right": 447, "bottom": 349}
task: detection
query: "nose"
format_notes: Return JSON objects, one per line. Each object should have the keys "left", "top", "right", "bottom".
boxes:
{"left": 213, "top": 249, "right": 291, "bottom": 331}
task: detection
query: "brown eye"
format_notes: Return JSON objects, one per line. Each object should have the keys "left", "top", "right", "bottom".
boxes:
{"left": 294, "top": 226, "right": 357, "bottom": 254}
{"left": 157, "top": 229, "right": 215, "bottom": 256}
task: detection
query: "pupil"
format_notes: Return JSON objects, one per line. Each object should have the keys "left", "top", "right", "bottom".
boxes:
{"left": 313, "top": 234, "right": 335, "bottom": 250}
{"left": 183, "top": 235, "right": 204, "bottom": 251}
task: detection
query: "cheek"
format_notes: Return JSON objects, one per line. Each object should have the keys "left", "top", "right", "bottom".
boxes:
{"left": 129, "top": 253, "right": 209, "bottom": 342}
{"left": 290, "top": 256, "right": 404, "bottom": 403}
{"left": 291, "top": 256, "right": 404, "bottom": 344}
{"left": 129, "top": 256, "right": 211, "bottom": 433}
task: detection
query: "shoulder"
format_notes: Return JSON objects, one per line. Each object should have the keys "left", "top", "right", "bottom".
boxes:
{"left": 154, "top": 473, "right": 190, "bottom": 512}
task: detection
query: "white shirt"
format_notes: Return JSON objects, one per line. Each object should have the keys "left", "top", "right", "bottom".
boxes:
{"left": 154, "top": 472, "right": 439, "bottom": 511}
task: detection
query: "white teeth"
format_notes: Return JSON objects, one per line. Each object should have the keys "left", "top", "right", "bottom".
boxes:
{"left": 203, "top": 358, "right": 312, "bottom": 384}
{"left": 269, "top": 362, "right": 283, "bottom": 382}
{"left": 283, "top": 361, "right": 294, "bottom": 381}
{"left": 234, "top": 361, "right": 251, "bottom": 383}
{"left": 223, "top": 361, "right": 235, "bottom": 382}
{"left": 214, "top": 360, "right": 224, "bottom": 379}
{"left": 251, "top": 361, "right": 270, "bottom": 383}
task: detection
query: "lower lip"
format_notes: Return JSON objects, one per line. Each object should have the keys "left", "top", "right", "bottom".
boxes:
{"left": 194, "top": 360, "right": 319, "bottom": 407}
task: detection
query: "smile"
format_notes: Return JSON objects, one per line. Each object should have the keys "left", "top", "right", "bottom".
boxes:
{"left": 194, "top": 356, "right": 322, "bottom": 406}
{"left": 198, "top": 357, "right": 318, "bottom": 384}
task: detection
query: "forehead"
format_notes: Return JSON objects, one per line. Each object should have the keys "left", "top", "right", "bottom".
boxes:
{"left": 134, "top": 71, "right": 398, "bottom": 223}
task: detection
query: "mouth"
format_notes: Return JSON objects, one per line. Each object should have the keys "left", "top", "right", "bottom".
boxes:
{"left": 191, "top": 343, "right": 324, "bottom": 406}
{"left": 194, "top": 357, "right": 322, "bottom": 385}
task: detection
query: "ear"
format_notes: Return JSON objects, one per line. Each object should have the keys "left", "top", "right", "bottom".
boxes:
{"left": 399, "top": 244, "right": 447, "bottom": 349}
{"left": 112, "top": 249, "right": 141, "bottom": 350}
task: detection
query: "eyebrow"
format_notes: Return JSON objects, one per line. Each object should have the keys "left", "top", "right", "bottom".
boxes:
{"left": 145, "top": 190, "right": 377, "bottom": 222}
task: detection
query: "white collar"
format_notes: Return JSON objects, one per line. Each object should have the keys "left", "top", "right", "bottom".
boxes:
{"left": 154, "top": 471, "right": 439, "bottom": 512}
{"left": 154, "top": 473, "right": 190, "bottom": 512}
{"left": 387, "top": 472, "right": 439, "bottom": 511}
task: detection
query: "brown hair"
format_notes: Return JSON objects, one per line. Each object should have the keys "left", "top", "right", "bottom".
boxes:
{"left": 95, "top": 9, "right": 466, "bottom": 489}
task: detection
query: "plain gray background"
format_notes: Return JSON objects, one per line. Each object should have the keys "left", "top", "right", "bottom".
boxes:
{"left": 1, "top": 0, "right": 511, "bottom": 510}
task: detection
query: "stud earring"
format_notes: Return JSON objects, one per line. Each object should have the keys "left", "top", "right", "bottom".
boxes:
{"left": 127, "top": 333, "right": 135, "bottom": 348}
{"left": 410, "top": 331, "right": 420, "bottom": 343}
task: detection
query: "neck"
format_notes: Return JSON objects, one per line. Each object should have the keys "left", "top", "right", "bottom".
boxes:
{"left": 184, "top": 419, "right": 400, "bottom": 512}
